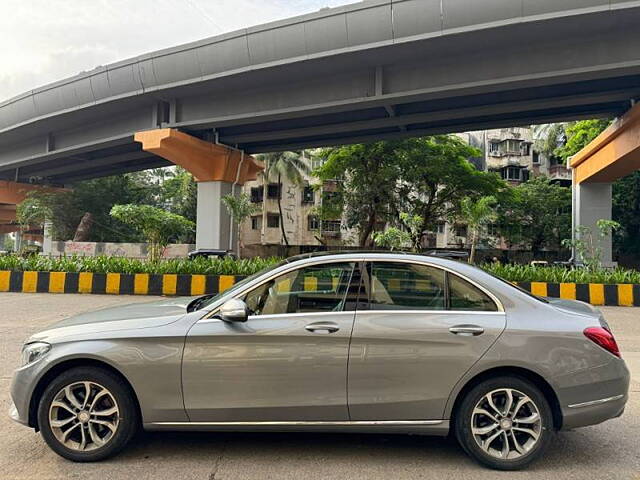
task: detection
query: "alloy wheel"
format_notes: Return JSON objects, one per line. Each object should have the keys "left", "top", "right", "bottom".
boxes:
{"left": 48, "top": 381, "right": 120, "bottom": 452}
{"left": 470, "top": 388, "right": 542, "bottom": 460}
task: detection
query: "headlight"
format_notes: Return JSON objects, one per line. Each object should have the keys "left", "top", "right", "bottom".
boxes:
{"left": 21, "top": 342, "right": 51, "bottom": 366}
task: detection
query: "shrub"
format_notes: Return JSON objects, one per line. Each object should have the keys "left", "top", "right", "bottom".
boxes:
{"left": 0, "top": 254, "right": 281, "bottom": 276}
{"left": 482, "top": 263, "right": 640, "bottom": 284}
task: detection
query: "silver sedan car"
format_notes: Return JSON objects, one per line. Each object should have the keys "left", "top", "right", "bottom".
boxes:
{"left": 10, "top": 252, "right": 629, "bottom": 470}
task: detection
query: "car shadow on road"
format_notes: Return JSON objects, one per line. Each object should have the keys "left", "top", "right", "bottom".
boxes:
{"left": 113, "top": 428, "right": 624, "bottom": 474}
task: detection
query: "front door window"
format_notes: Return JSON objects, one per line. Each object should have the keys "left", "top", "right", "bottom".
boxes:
{"left": 243, "top": 262, "right": 357, "bottom": 315}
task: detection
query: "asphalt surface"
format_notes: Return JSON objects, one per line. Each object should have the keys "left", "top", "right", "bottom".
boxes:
{"left": 0, "top": 293, "right": 638, "bottom": 480}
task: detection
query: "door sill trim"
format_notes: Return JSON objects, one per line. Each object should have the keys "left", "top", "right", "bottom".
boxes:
{"left": 149, "top": 420, "right": 444, "bottom": 427}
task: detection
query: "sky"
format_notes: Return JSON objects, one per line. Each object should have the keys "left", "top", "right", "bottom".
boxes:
{"left": 0, "top": 0, "right": 356, "bottom": 102}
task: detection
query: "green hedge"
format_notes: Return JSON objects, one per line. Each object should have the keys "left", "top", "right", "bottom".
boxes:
{"left": 0, "top": 255, "right": 281, "bottom": 276}
{"left": 2, "top": 254, "right": 639, "bottom": 285}
{"left": 482, "top": 263, "right": 640, "bottom": 284}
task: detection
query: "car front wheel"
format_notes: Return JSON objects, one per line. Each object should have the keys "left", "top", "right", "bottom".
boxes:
{"left": 37, "top": 366, "right": 139, "bottom": 462}
{"left": 454, "top": 376, "right": 554, "bottom": 470}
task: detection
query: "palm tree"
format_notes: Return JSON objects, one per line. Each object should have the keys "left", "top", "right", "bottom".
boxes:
{"left": 458, "top": 196, "right": 497, "bottom": 264}
{"left": 256, "top": 151, "right": 310, "bottom": 246}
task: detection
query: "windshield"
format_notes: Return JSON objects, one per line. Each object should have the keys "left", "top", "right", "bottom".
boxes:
{"left": 197, "top": 260, "right": 288, "bottom": 310}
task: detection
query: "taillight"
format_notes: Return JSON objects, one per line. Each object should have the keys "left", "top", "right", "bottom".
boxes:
{"left": 584, "top": 327, "right": 621, "bottom": 358}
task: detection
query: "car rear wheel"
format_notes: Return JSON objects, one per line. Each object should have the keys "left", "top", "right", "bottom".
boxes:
{"left": 454, "top": 376, "right": 554, "bottom": 470}
{"left": 37, "top": 367, "right": 139, "bottom": 462}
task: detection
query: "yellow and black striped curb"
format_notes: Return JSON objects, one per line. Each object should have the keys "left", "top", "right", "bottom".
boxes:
{"left": 515, "top": 282, "right": 639, "bottom": 307}
{"left": 0, "top": 271, "right": 638, "bottom": 306}
{"left": 0, "top": 271, "right": 246, "bottom": 296}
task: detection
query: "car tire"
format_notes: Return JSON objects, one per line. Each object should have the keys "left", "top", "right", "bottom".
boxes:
{"left": 37, "top": 366, "right": 139, "bottom": 462}
{"left": 454, "top": 376, "right": 554, "bottom": 470}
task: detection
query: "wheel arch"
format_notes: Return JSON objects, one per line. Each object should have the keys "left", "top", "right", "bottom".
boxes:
{"left": 448, "top": 366, "right": 563, "bottom": 430}
{"left": 28, "top": 357, "right": 142, "bottom": 431}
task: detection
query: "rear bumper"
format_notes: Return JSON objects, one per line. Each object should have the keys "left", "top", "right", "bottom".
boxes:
{"left": 557, "top": 358, "right": 630, "bottom": 430}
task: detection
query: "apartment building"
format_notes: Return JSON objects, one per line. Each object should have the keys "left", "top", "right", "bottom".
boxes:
{"left": 241, "top": 127, "right": 571, "bottom": 254}
{"left": 240, "top": 157, "right": 358, "bottom": 254}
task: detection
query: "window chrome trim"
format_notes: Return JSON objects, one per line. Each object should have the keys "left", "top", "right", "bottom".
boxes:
{"left": 200, "top": 255, "right": 504, "bottom": 322}
{"left": 150, "top": 420, "right": 443, "bottom": 427}
{"left": 567, "top": 394, "right": 624, "bottom": 409}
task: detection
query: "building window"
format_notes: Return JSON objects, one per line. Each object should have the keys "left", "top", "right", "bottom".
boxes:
{"left": 250, "top": 187, "right": 263, "bottom": 203}
{"left": 502, "top": 139, "right": 522, "bottom": 155}
{"left": 436, "top": 222, "right": 445, "bottom": 234}
{"left": 267, "top": 214, "right": 280, "bottom": 228}
{"left": 503, "top": 166, "right": 524, "bottom": 181}
{"left": 312, "top": 157, "right": 325, "bottom": 170}
{"left": 308, "top": 215, "right": 319, "bottom": 231}
{"left": 532, "top": 151, "right": 540, "bottom": 164}
{"left": 521, "top": 143, "right": 530, "bottom": 156}
{"left": 487, "top": 223, "right": 498, "bottom": 236}
{"left": 323, "top": 220, "right": 341, "bottom": 233}
{"left": 455, "top": 224, "right": 468, "bottom": 237}
{"left": 489, "top": 142, "right": 500, "bottom": 155}
{"left": 267, "top": 183, "right": 281, "bottom": 199}
{"left": 251, "top": 216, "right": 261, "bottom": 230}
{"left": 302, "top": 186, "right": 315, "bottom": 204}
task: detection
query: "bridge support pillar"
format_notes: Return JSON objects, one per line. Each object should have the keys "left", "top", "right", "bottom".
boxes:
{"left": 135, "top": 129, "right": 263, "bottom": 254}
{"left": 573, "top": 181, "right": 613, "bottom": 266}
{"left": 196, "top": 181, "right": 235, "bottom": 251}
{"left": 570, "top": 102, "right": 640, "bottom": 267}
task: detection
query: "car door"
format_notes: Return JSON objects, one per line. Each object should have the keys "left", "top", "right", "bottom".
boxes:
{"left": 182, "top": 260, "right": 360, "bottom": 422}
{"left": 348, "top": 260, "right": 506, "bottom": 421}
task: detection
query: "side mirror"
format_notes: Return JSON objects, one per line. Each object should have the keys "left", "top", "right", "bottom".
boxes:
{"left": 219, "top": 298, "right": 249, "bottom": 323}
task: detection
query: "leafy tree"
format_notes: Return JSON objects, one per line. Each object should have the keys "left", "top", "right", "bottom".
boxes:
{"left": 15, "top": 191, "right": 55, "bottom": 231}
{"left": 109, "top": 204, "right": 194, "bottom": 262}
{"left": 458, "top": 196, "right": 497, "bottom": 264}
{"left": 15, "top": 174, "right": 159, "bottom": 242}
{"left": 315, "top": 142, "right": 401, "bottom": 247}
{"left": 394, "top": 136, "right": 505, "bottom": 245}
{"left": 372, "top": 228, "right": 410, "bottom": 251}
{"left": 256, "top": 151, "right": 310, "bottom": 247}
{"left": 613, "top": 171, "right": 640, "bottom": 258}
{"left": 554, "top": 119, "right": 610, "bottom": 162}
{"left": 371, "top": 212, "right": 422, "bottom": 252}
{"left": 496, "top": 177, "right": 571, "bottom": 254}
{"left": 317, "top": 136, "right": 504, "bottom": 248}
{"left": 221, "top": 193, "right": 259, "bottom": 257}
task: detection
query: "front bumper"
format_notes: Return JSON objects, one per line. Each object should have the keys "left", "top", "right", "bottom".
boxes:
{"left": 9, "top": 401, "right": 28, "bottom": 426}
{"left": 9, "top": 357, "right": 50, "bottom": 428}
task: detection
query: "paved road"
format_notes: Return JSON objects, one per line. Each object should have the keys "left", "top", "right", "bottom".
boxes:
{"left": 0, "top": 293, "right": 638, "bottom": 480}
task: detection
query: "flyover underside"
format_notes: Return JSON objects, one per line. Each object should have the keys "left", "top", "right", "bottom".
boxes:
{"left": 1, "top": 6, "right": 640, "bottom": 184}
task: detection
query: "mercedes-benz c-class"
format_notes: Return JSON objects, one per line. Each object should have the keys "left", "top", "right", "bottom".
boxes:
{"left": 10, "top": 252, "right": 629, "bottom": 470}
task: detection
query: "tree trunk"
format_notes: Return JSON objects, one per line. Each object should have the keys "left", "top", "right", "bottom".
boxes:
{"left": 237, "top": 222, "right": 242, "bottom": 258}
{"left": 277, "top": 173, "right": 289, "bottom": 246}
{"left": 469, "top": 228, "right": 477, "bottom": 264}
{"left": 359, "top": 210, "right": 376, "bottom": 247}
{"left": 261, "top": 172, "right": 268, "bottom": 245}
{"left": 73, "top": 212, "right": 94, "bottom": 241}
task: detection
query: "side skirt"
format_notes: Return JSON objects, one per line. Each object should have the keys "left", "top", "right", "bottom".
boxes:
{"left": 144, "top": 420, "right": 450, "bottom": 436}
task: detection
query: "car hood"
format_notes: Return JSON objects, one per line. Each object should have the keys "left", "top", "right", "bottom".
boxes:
{"left": 27, "top": 297, "right": 196, "bottom": 342}
{"left": 545, "top": 297, "right": 601, "bottom": 318}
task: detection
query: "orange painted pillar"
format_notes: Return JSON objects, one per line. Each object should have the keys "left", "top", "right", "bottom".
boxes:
{"left": 135, "top": 129, "right": 264, "bottom": 252}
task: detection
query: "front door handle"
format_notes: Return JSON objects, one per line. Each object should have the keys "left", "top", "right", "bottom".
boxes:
{"left": 449, "top": 325, "right": 484, "bottom": 336}
{"left": 305, "top": 322, "right": 339, "bottom": 334}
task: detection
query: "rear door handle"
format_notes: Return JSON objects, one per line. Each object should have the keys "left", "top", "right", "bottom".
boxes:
{"left": 305, "top": 322, "right": 339, "bottom": 334}
{"left": 449, "top": 325, "right": 484, "bottom": 336}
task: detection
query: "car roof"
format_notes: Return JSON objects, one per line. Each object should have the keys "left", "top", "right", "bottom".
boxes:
{"left": 283, "top": 250, "right": 465, "bottom": 267}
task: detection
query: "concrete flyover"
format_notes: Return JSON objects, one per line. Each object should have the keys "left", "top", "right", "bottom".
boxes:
{"left": 2, "top": 0, "right": 640, "bottom": 249}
